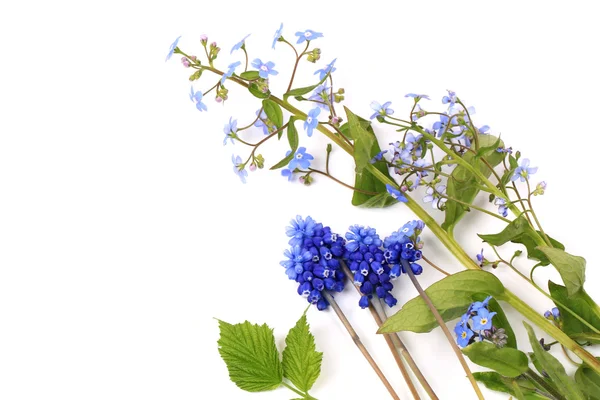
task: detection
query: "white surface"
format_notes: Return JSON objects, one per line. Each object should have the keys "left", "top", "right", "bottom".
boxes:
{"left": 1, "top": 1, "right": 599, "bottom": 399}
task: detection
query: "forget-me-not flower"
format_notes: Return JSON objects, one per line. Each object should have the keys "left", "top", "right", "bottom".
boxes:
{"left": 304, "top": 107, "right": 321, "bottom": 137}
{"left": 223, "top": 117, "right": 237, "bottom": 145}
{"left": 423, "top": 185, "right": 448, "bottom": 209}
{"left": 231, "top": 155, "right": 248, "bottom": 183}
{"left": 512, "top": 158, "right": 538, "bottom": 182}
{"left": 472, "top": 308, "right": 497, "bottom": 331}
{"left": 189, "top": 87, "right": 207, "bottom": 112}
{"left": 295, "top": 30, "right": 323, "bottom": 44}
{"left": 386, "top": 184, "right": 408, "bottom": 203}
{"left": 370, "top": 101, "right": 394, "bottom": 119}
{"left": 272, "top": 23, "right": 284, "bottom": 49}
{"left": 230, "top": 34, "right": 250, "bottom": 54}
{"left": 405, "top": 93, "right": 430, "bottom": 100}
{"left": 288, "top": 147, "right": 314, "bottom": 170}
{"left": 221, "top": 61, "right": 241, "bottom": 85}
{"left": 494, "top": 197, "right": 508, "bottom": 217}
{"left": 251, "top": 59, "right": 279, "bottom": 79}
{"left": 314, "top": 59, "right": 337, "bottom": 80}
{"left": 454, "top": 315, "right": 475, "bottom": 348}
{"left": 165, "top": 36, "right": 181, "bottom": 61}
{"left": 442, "top": 90, "right": 457, "bottom": 107}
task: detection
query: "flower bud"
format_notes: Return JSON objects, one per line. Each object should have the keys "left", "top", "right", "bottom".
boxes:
{"left": 181, "top": 57, "right": 191, "bottom": 68}
{"left": 249, "top": 164, "right": 257, "bottom": 172}
{"left": 200, "top": 34, "right": 208, "bottom": 44}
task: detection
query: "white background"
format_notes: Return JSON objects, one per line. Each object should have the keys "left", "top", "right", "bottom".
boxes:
{"left": 1, "top": 1, "right": 599, "bottom": 399}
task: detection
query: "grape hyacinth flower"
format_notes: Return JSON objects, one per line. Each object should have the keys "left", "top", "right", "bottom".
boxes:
{"left": 455, "top": 297, "right": 506, "bottom": 348}
{"left": 230, "top": 34, "right": 250, "bottom": 54}
{"left": 223, "top": 117, "right": 237, "bottom": 145}
{"left": 370, "top": 101, "right": 394, "bottom": 119}
{"left": 304, "top": 107, "right": 321, "bottom": 137}
{"left": 383, "top": 221, "right": 425, "bottom": 279}
{"left": 251, "top": 59, "right": 279, "bottom": 79}
{"left": 288, "top": 147, "right": 314, "bottom": 170}
{"left": 165, "top": 35, "right": 181, "bottom": 61}
{"left": 314, "top": 58, "right": 337, "bottom": 80}
{"left": 272, "top": 23, "right": 284, "bottom": 49}
{"left": 386, "top": 184, "right": 408, "bottom": 203}
{"left": 423, "top": 185, "right": 448, "bottom": 209}
{"left": 231, "top": 155, "right": 247, "bottom": 183}
{"left": 281, "top": 216, "right": 346, "bottom": 310}
{"left": 189, "top": 87, "right": 207, "bottom": 112}
{"left": 295, "top": 30, "right": 324, "bottom": 44}
{"left": 220, "top": 61, "right": 241, "bottom": 85}
{"left": 512, "top": 158, "right": 538, "bottom": 182}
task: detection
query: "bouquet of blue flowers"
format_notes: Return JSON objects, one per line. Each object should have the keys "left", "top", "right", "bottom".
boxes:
{"left": 168, "top": 26, "right": 600, "bottom": 400}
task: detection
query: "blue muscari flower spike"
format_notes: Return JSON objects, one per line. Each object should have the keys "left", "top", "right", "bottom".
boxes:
{"left": 288, "top": 147, "right": 314, "bottom": 170}
{"left": 221, "top": 61, "right": 241, "bottom": 85}
{"left": 405, "top": 93, "right": 430, "bottom": 100}
{"left": 272, "top": 23, "right": 284, "bottom": 49}
{"left": 251, "top": 59, "right": 279, "bottom": 79}
{"left": 370, "top": 101, "right": 394, "bottom": 119}
{"left": 165, "top": 35, "right": 181, "bottom": 61}
{"left": 314, "top": 58, "right": 337, "bottom": 80}
{"left": 281, "top": 216, "right": 346, "bottom": 310}
{"left": 223, "top": 117, "right": 237, "bottom": 145}
{"left": 189, "top": 87, "right": 207, "bottom": 112}
{"left": 295, "top": 29, "right": 324, "bottom": 44}
{"left": 344, "top": 225, "right": 397, "bottom": 309}
{"left": 230, "top": 34, "right": 250, "bottom": 54}
{"left": 383, "top": 221, "right": 424, "bottom": 278}
{"left": 512, "top": 158, "right": 538, "bottom": 182}
{"left": 231, "top": 155, "right": 247, "bottom": 183}
{"left": 386, "top": 184, "right": 408, "bottom": 203}
{"left": 304, "top": 107, "right": 321, "bottom": 137}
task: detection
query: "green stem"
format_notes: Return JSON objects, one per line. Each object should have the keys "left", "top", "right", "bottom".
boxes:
{"left": 525, "top": 368, "right": 564, "bottom": 400}
{"left": 282, "top": 382, "right": 309, "bottom": 398}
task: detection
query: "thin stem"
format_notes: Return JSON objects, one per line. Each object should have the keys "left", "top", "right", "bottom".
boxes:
{"left": 282, "top": 382, "right": 312, "bottom": 399}
{"left": 286, "top": 42, "right": 310, "bottom": 93}
{"left": 433, "top": 188, "right": 511, "bottom": 223}
{"left": 561, "top": 346, "right": 582, "bottom": 367}
{"left": 400, "top": 259, "right": 484, "bottom": 400}
{"left": 242, "top": 47, "right": 249, "bottom": 72}
{"left": 237, "top": 107, "right": 263, "bottom": 131}
{"left": 340, "top": 262, "right": 431, "bottom": 400}
{"left": 525, "top": 369, "right": 564, "bottom": 400}
{"left": 526, "top": 180, "right": 553, "bottom": 246}
{"left": 202, "top": 81, "right": 219, "bottom": 96}
{"left": 321, "top": 291, "right": 401, "bottom": 400}
{"left": 307, "top": 168, "right": 378, "bottom": 195}
{"left": 421, "top": 255, "right": 451, "bottom": 276}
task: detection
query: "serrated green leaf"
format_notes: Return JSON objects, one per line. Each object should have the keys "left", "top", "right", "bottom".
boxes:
{"left": 240, "top": 70, "right": 260, "bottom": 80}
{"left": 217, "top": 320, "right": 283, "bottom": 392}
{"left": 249, "top": 83, "right": 270, "bottom": 99}
{"left": 282, "top": 314, "right": 322, "bottom": 393}
{"left": 523, "top": 322, "right": 586, "bottom": 400}
{"left": 472, "top": 294, "right": 517, "bottom": 348}
{"left": 575, "top": 359, "right": 600, "bottom": 400}
{"left": 537, "top": 247, "right": 585, "bottom": 297}
{"left": 262, "top": 99, "right": 284, "bottom": 129}
{"left": 270, "top": 119, "right": 298, "bottom": 170}
{"left": 478, "top": 215, "right": 564, "bottom": 266}
{"left": 473, "top": 372, "right": 547, "bottom": 399}
{"left": 442, "top": 135, "right": 506, "bottom": 234}
{"left": 378, "top": 270, "right": 505, "bottom": 333}
{"left": 344, "top": 107, "right": 374, "bottom": 174}
{"left": 463, "top": 342, "right": 529, "bottom": 377}
{"left": 548, "top": 282, "right": 600, "bottom": 344}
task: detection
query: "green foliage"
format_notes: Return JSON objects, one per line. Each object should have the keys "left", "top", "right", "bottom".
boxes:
{"left": 523, "top": 322, "right": 586, "bottom": 400}
{"left": 189, "top": 69, "right": 202, "bottom": 81}
{"left": 283, "top": 71, "right": 331, "bottom": 100}
{"left": 270, "top": 119, "right": 299, "bottom": 170}
{"left": 282, "top": 314, "right": 323, "bottom": 393}
{"left": 549, "top": 282, "right": 600, "bottom": 344}
{"left": 473, "top": 372, "right": 547, "bottom": 399}
{"left": 262, "top": 99, "right": 284, "bottom": 129}
{"left": 217, "top": 320, "right": 283, "bottom": 392}
{"left": 248, "top": 83, "right": 270, "bottom": 99}
{"left": 478, "top": 215, "right": 565, "bottom": 265}
{"left": 344, "top": 107, "right": 373, "bottom": 173}
{"left": 537, "top": 247, "right": 586, "bottom": 296}
{"left": 575, "top": 358, "right": 600, "bottom": 400}
{"left": 462, "top": 342, "right": 529, "bottom": 377}
{"left": 239, "top": 71, "right": 260, "bottom": 80}
{"left": 442, "top": 134, "right": 506, "bottom": 234}
{"left": 378, "top": 270, "right": 505, "bottom": 333}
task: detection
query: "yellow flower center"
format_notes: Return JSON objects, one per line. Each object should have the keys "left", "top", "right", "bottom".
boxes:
{"left": 480, "top": 318, "right": 488, "bottom": 325}
{"left": 461, "top": 332, "right": 467, "bottom": 339}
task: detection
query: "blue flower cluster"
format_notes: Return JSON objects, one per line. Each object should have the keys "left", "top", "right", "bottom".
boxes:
{"left": 454, "top": 296, "right": 506, "bottom": 348}
{"left": 280, "top": 216, "right": 346, "bottom": 310}
{"left": 382, "top": 220, "right": 425, "bottom": 276}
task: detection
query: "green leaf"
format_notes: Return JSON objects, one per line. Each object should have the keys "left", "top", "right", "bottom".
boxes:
{"left": 217, "top": 320, "right": 283, "bottom": 392}
{"left": 537, "top": 247, "right": 586, "bottom": 296}
{"left": 344, "top": 107, "right": 374, "bottom": 174}
{"left": 283, "top": 71, "right": 331, "bottom": 100}
{"left": 548, "top": 281, "right": 600, "bottom": 344}
{"left": 189, "top": 69, "right": 202, "bottom": 81}
{"left": 282, "top": 313, "right": 322, "bottom": 393}
{"left": 475, "top": 135, "right": 502, "bottom": 159}
{"left": 339, "top": 115, "right": 396, "bottom": 208}
{"left": 248, "top": 83, "right": 270, "bottom": 99}
{"left": 473, "top": 372, "right": 547, "bottom": 399}
{"left": 240, "top": 71, "right": 260, "bottom": 80}
{"left": 472, "top": 294, "right": 517, "bottom": 348}
{"left": 262, "top": 99, "right": 284, "bottom": 129}
{"left": 575, "top": 359, "right": 600, "bottom": 400}
{"left": 463, "top": 342, "right": 529, "bottom": 377}
{"left": 442, "top": 135, "right": 506, "bottom": 234}
{"left": 270, "top": 119, "right": 299, "bottom": 170}
{"left": 523, "top": 322, "right": 586, "bottom": 400}
{"left": 478, "top": 215, "right": 564, "bottom": 266}
{"left": 378, "top": 270, "right": 505, "bottom": 333}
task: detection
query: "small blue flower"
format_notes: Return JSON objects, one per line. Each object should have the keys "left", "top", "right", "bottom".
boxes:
{"left": 288, "top": 147, "right": 314, "bottom": 170}
{"left": 223, "top": 117, "right": 237, "bottom": 145}
{"left": 165, "top": 35, "right": 181, "bottom": 61}
{"left": 442, "top": 90, "right": 457, "bottom": 107}
{"left": 386, "top": 184, "right": 408, "bottom": 203}
{"left": 309, "top": 85, "right": 333, "bottom": 110}
{"left": 254, "top": 109, "right": 276, "bottom": 135}
{"left": 281, "top": 169, "right": 293, "bottom": 181}
{"left": 295, "top": 30, "right": 324, "bottom": 44}
{"left": 221, "top": 61, "right": 241, "bottom": 85}
{"left": 476, "top": 249, "right": 485, "bottom": 267}
{"left": 455, "top": 315, "right": 475, "bottom": 347}
{"left": 304, "top": 107, "right": 321, "bottom": 137}
{"left": 231, "top": 155, "right": 248, "bottom": 183}
{"left": 370, "top": 150, "right": 388, "bottom": 164}
{"left": 494, "top": 198, "right": 508, "bottom": 217}
{"left": 405, "top": 93, "right": 430, "bottom": 100}
{"left": 370, "top": 101, "right": 394, "bottom": 119}
{"left": 496, "top": 146, "right": 513, "bottom": 154}
{"left": 272, "top": 23, "right": 284, "bottom": 49}
{"left": 512, "top": 158, "right": 538, "bottom": 182}
{"left": 230, "top": 34, "right": 250, "bottom": 54}
{"left": 251, "top": 59, "right": 279, "bottom": 79}
{"left": 477, "top": 125, "right": 490, "bottom": 135}
{"left": 472, "top": 308, "right": 497, "bottom": 331}
{"left": 189, "top": 87, "right": 207, "bottom": 112}
{"left": 432, "top": 114, "right": 450, "bottom": 137}
{"left": 470, "top": 296, "right": 492, "bottom": 313}
{"left": 314, "top": 58, "right": 337, "bottom": 81}
{"left": 423, "top": 185, "right": 447, "bottom": 209}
